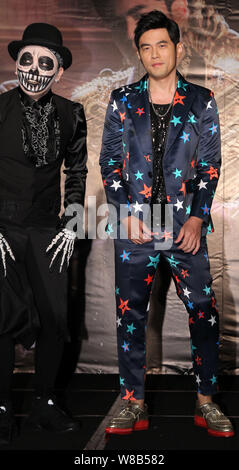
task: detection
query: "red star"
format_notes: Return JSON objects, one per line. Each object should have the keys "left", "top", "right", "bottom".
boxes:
{"left": 119, "top": 112, "right": 126, "bottom": 122}
{"left": 210, "top": 90, "right": 214, "bottom": 97}
{"left": 103, "top": 178, "right": 107, "bottom": 187}
{"left": 136, "top": 107, "right": 145, "bottom": 116}
{"left": 181, "top": 269, "right": 189, "bottom": 278}
{"left": 139, "top": 184, "right": 152, "bottom": 199}
{"left": 198, "top": 311, "right": 205, "bottom": 319}
{"left": 167, "top": 195, "right": 171, "bottom": 202}
{"left": 175, "top": 275, "right": 180, "bottom": 284}
{"left": 195, "top": 355, "right": 202, "bottom": 366}
{"left": 113, "top": 168, "right": 121, "bottom": 176}
{"left": 122, "top": 389, "right": 136, "bottom": 401}
{"left": 126, "top": 152, "right": 129, "bottom": 160}
{"left": 179, "top": 181, "right": 186, "bottom": 196}
{"left": 123, "top": 159, "right": 126, "bottom": 170}
{"left": 189, "top": 317, "right": 194, "bottom": 325}
{"left": 204, "top": 166, "right": 218, "bottom": 180}
{"left": 144, "top": 274, "right": 154, "bottom": 286}
{"left": 144, "top": 154, "right": 151, "bottom": 162}
{"left": 118, "top": 298, "right": 130, "bottom": 315}
{"left": 212, "top": 297, "right": 216, "bottom": 308}
{"left": 191, "top": 159, "right": 195, "bottom": 168}
{"left": 173, "top": 91, "right": 186, "bottom": 106}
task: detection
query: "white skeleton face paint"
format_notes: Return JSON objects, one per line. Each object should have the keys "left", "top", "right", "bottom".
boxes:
{"left": 16, "top": 45, "right": 63, "bottom": 99}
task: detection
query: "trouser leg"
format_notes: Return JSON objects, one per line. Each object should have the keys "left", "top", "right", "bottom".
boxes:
{"left": 0, "top": 334, "right": 15, "bottom": 402}
{"left": 114, "top": 239, "right": 159, "bottom": 400}
{"left": 162, "top": 237, "right": 219, "bottom": 395}
{"left": 25, "top": 228, "right": 68, "bottom": 396}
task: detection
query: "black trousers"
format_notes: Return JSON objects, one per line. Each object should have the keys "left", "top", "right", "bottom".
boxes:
{"left": 0, "top": 226, "right": 68, "bottom": 400}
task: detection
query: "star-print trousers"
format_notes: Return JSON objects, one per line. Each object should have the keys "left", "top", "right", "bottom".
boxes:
{"left": 114, "top": 235, "right": 219, "bottom": 400}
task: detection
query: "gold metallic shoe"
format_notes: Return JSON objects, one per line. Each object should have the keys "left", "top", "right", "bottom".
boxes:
{"left": 105, "top": 401, "right": 149, "bottom": 435}
{"left": 194, "top": 401, "right": 234, "bottom": 437}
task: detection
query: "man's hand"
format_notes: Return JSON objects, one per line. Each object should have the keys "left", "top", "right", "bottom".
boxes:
{"left": 175, "top": 216, "right": 203, "bottom": 254}
{"left": 122, "top": 215, "right": 154, "bottom": 244}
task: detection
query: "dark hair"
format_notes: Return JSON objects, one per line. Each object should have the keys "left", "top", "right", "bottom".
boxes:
{"left": 134, "top": 10, "right": 180, "bottom": 50}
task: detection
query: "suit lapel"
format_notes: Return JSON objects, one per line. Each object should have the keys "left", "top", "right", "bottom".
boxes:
{"left": 164, "top": 73, "right": 196, "bottom": 157}
{"left": 128, "top": 75, "right": 152, "bottom": 156}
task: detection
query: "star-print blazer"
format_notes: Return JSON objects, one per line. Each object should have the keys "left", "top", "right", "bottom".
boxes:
{"left": 100, "top": 72, "right": 221, "bottom": 237}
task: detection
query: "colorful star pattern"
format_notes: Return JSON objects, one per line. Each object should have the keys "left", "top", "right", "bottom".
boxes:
{"left": 100, "top": 76, "right": 221, "bottom": 400}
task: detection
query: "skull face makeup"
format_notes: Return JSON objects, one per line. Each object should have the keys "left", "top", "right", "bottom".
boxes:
{"left": 16, "top": 45, "right": 63, "bottom": 99}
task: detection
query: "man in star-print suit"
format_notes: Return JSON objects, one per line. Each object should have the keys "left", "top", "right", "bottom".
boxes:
{"left": 100, "top": 10, "right": 234, "bottom": 437}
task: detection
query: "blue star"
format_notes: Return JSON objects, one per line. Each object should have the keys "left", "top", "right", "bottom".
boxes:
{"left": 134, "top": 170, "right": 144, "bottom": 180}
{"left": 207, "top": 223, "right": 212, "bottom": 235}
{"left": 135, "top": 79, "right": 147, "bottom": 93}
{"left": 120, "top": 377, "right": 125, "bottom": 386}
{"left": 209, "top": 122, "right": 218, "bottom": 135}
{"left": 115, "top": 287, "right": 120, "bottom": 295}
{"left": 201, "top": 203, "right": 210, "bottom": 215}
{"left": 187, "top": 301, "right": 194, "bottom": 310}
{"left": 147, "top": 254, "right": 160, "bottom": 269}
{"left": 122, "top": 341, "right": 130, "bottom": 352}
{"left": 177, "top": 80, "right": 188, "bottom": 91}
{"left": 127, "top": 323, "right": 136, "bottom": 334}
{"left": 170, "top": 115, "right": 182, "bottom": 127}
{"left": 120, "top": 250, "right": 131, "bottom": 262}
{"left": 180, "top": 131, "right": 190, "bottom": 143}
{"left": 119, "top": 126, "right": 124, "bottom": 133}
{"left": 203, "top": 285, "right": 211, "bottom": 295}
{"left": 168, "top": 255, "right": 180, "bottom": 268}
{"left": 120, "top": 95, "right": 127, "bottom": 103}
{"left": 210, "top": 375, "right": 217, "bottom": 385}
{"left": 108, "top": 158, "right": 116, "bottom": 166}
{"left": 127, "top": 102, "right": 132, "bottom": 109}
{"left": 173, "top": 168, "right": 182, "bottom": 178}
{"left": 199, "top": 160, "right": 208, "bottom": 167}
{"left": 204, "top": 252, "right": 209, "bottom": 262}
{"left": 190, "top": 340, "right": 197, "bottom": 355}
{"left": 188, "top": 114, "right": 197, "bottom": 124}
{"left": 106, "top": 223, "right": 114, "bottom": 236}
{"left": 186, "top": 205, "right": 191, "bottom": 215}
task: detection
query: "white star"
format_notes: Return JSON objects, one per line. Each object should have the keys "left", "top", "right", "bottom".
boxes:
{"left": 126, "top": 173, "right": 129, "bottom": 181}
{"left": 208, "top": 315, "right": 217, "bottom": 326}
{"left": 174, "top": 199, "right": 184, "bottom": 211}
{"left": 111, "top": 100, "right": 118, "bottom": 112}
{"left": 198, "top": 179, "right": 208, "bottom": 190}
{"left": 119, "top": 86, "right": 125, "bottom": 93}
{"left": 183, "top": 287, "right": 191, "bottom": 298}
{"left": 111, "top": 180, "right": 122, "bottom": 191}
{"left": 207, "top": 100, "right": 212, "bottom": 110}
{"left": 196, "top": 374, "right": 201, "bottom": 385}
{"left": 133, "top": 201, "right": 143, "bottom": 213}
{"left": 116, "top": 317, "right": 122, "bottom": 327}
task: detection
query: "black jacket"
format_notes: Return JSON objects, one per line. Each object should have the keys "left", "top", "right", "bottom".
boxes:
{"left": 0, "top": 87, "right": 87, "bottom": 228}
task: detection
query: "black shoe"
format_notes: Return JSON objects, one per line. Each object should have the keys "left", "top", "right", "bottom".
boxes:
{"left": 0, "top": 402, "right": 18, "bottom": 445}
{"left": 24, "top": 396, "right": 79, "bottom": 433}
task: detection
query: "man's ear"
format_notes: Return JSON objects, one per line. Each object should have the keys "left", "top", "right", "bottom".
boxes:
{"left": 176, "top": 42, "right": 185, "bottom": 64}
{"left": 55, "top": 66, "right": 64, "bottom": 83}
{"left": 136, "top": 49, "right": 141, "bottom": 62}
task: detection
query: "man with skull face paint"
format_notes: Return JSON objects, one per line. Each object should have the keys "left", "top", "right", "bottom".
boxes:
{"left": 0, "top": 23, "right": 87, "bottom": 443}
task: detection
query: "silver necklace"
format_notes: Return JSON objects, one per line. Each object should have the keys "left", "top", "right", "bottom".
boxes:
{"left": 148, "top": 78, "right": 178, "bottom": 118}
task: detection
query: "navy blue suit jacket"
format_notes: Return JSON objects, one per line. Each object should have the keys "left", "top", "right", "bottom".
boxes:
{"left": 100, "top": 73, "right": 221, "bottom": 237}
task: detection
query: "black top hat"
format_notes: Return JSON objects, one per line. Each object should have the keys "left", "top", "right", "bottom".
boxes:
{"left": 8, "top": 23, "right": 72, "bottom": 70}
